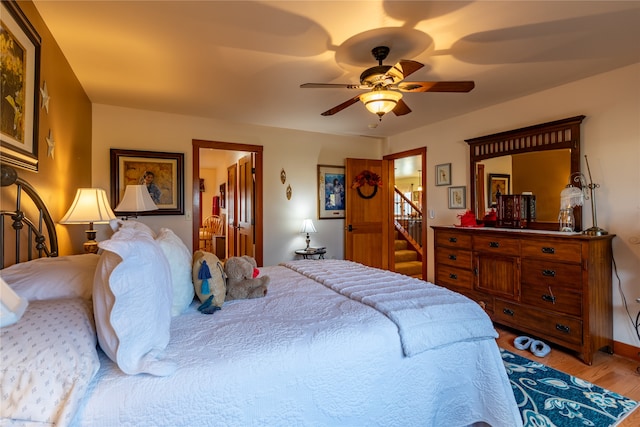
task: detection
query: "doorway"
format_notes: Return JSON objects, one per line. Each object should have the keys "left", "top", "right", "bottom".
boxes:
{"left": 384, "top": 147, "right": 427, "bottom": 279}
{"left": 192, "top": 140, "right": 264, "bottom": 266}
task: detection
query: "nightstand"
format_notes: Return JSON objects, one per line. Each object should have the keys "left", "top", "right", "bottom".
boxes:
{"left": 295, "top": 248, "right": 326, "bottom": 259}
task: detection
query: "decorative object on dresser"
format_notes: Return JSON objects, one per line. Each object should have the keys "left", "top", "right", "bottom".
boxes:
{"left": 432, "top": 226, "right": 615, "bottom": 364}
{"left": 60, "top": 188, "right": 116, "bottom": 253}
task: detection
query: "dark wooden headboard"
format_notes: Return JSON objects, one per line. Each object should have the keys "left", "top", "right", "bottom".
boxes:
{"left": 1, "top": 164, "right": 58, "bottom": 267}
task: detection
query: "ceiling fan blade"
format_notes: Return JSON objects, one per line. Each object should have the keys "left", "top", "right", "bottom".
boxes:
{"left": 320, "top": 95, "right": 361, "bottom": 116}
{"left": 397, "top": 81, "right": 475, "bottom": 93}
{"left": 384, "top": 60, "right": 424, "bottom": 84}
{"left": 392, "top": 99, "right": 411, "bottom": 116}
{"left": 301, "top": 83, "right": 369, "bottom": 89}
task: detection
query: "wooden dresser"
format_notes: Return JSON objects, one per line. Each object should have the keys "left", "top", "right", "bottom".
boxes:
{"left": 432, "top": 226, "right": 614, "bottom": 364}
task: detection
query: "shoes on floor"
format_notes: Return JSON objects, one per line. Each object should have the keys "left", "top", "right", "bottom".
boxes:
{"left": 514, "top": 336, "right": 533, "bottom": 350}
{"left": 513, "top": 336, "right": 551, "bottom": 357}
{"left": 530, "top": 340, "right": 551, "bottom": 357}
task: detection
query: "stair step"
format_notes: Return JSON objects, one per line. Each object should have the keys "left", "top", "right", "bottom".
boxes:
{"left": 395, "top": 249, "right": 418, "bottom": 263}
{"left": 395, "top": 261, "right": 423, "bottom": 278}
{"left": 394, "top": 239, "right": 407, "bottom": 250}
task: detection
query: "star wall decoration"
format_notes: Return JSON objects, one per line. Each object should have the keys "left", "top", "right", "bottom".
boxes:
{"left": 40, "top": 81, "right": 50, "bottom": 113}
{"left": 46, "top": 129, "right": 55, "bottom": 158}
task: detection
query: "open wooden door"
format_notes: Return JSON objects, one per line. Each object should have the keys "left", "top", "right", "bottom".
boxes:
{"left": 226, "top": 163, "right": 237, "bottom": 258}
{"left": 237, "top": 154, "right": 254, "bottom": 257}
{"left": 345, "top": 158, "right": 389, "bottom": 269}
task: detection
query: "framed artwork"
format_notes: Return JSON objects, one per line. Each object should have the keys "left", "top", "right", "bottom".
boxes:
{"left": 0, "top": 0, "right": 41, "bottom": 171}
{"left": 219, "top": 183, "right": 226, "bottom": 208}
{"left": 110, "top": 149, "right": 184, "bottom": 215}
{"left": 488, "top": 173, "right": 510, "bottom": 206}
{"left": 448, "top": 186, "right": 466, "bottom": 209}
{"left": 435, "top": 163, "right": 451, "bottom": 186}
{"left": 318, "top": 164, "right": 345, "bottom": 219}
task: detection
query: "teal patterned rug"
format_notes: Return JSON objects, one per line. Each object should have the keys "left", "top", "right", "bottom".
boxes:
{"left": 501, "top": 349, "right": 638, "bottom": 427}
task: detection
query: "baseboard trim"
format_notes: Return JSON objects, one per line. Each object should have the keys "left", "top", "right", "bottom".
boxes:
{"left": 614, "top": 340, "right": 640, "bottom": 362}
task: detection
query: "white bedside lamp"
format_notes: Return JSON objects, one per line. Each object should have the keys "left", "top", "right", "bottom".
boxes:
{"left": 60, "top": 188, "right": 116, "bottom": 253}
{"left": 114, "top": 185, "right": 158, "bottom": 219}
{"left": 300, "top": 219, "right": 317, "bottom": 250}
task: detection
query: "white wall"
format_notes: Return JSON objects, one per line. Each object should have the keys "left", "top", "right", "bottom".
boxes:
{"left": 386, "top": 63, "right": 640, "bottom": 347}
{"left": 91, "top": 104, "right": 382, "bottom": 266}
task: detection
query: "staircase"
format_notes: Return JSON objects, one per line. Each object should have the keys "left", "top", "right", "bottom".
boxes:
{"left": 394, "top": 231, "right": 422, "bottom": 278}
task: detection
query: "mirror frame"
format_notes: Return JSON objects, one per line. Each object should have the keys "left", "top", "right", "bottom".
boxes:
{"left": 465, "top": 115, "right": 585, "bottom": 231}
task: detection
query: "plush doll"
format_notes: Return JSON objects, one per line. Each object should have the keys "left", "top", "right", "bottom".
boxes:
{"left": 192, "top": 251, "right": 226, "bottom": 314}
{"left": 223, "top": 256, "right": 269, "bottom": 301}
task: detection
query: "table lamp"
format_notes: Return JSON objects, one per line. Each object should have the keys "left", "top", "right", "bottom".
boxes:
{"left": 300, "top": 219, "right": 317, "bottom": 250}
{"left": 60, "top": 188, "right": 116, "bottom": 253}
{"left": 114, "top": 185, "right": 158, "bottom": 219}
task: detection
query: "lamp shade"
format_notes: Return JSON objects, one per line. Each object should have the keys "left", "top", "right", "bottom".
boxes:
{"left": 300, "top": 219, "right": 317, "bottom": 234}
{"left": 60, "top": 188, "right": 116, "bottom": 224}
{"left": 560, "top": 185, "right": 584, "bottom": 209}
{"left": 360, "top": 89, "right": 402, "bottom": 117}
{"left": 115, "top": 185, "right": 158, "bottom": 213}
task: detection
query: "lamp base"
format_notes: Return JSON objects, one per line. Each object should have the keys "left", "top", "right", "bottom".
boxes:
{"left": 583, "top": 226, "right": 608, "bottom": 236}
{"left": 84, "top": 229, "right": 99, "bottom": 254}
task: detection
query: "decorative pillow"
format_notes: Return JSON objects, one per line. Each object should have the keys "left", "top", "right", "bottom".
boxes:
{"left": 109, "top": 218, "right": 156, "bottom": 238}
{"left": 156, "top": 227, "right": 195, "bottom": 316}
{"left": 0, "top": 277, "right": 28, "bottom": 327}
{"left": 1, "top": 254, "right": 99, "bottom": 301}
{"left": 192, "top": 251, "right": 226, "bottom": 310}
{"left": 94, "top": 227, "right": 176, "bottom": 376}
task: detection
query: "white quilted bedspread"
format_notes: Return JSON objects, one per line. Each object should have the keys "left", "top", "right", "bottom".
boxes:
{"left": 72, "top": 262, "right": 522, "bottom": 427}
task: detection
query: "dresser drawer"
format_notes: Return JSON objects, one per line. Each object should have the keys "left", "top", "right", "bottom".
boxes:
{"left": 449, "top": 288, "right": 495, "bottom": 315}
{"left": 436, "top": 265, "right": 474, "bottom": 290}
{"left": 435, "top": 231, "right": 472, "bottom": 249}
{"left": 435, "top": 248, "right": 472, "bottom": 269}
{"left": 521, "top": 239, "right": 582, "bottom": 263}
{"left": 494, "top": 299, "right": 582, "bottom": 346}
{"left": 521, "top": 259, "right": 582, "bottom": 290}
{"left": 473, "top": 235, "right": 520, "bottom": 253}
{"left": 521, "top": 282, "right": 582, "bottom": 317}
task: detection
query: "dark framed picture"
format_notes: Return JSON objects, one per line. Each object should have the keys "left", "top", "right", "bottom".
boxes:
{"left": 448, "top": 186, "right": 466, "bottom": 209}
{"left": 219, "top": 183, "right": 226, "bottom": 208}
{"left": 318, "top": 164, "right": 345, "bottom": 219}
{"left": 435, "top": 163, "right": 451, "bottom": 186}
{"left": 488, "top": 173, "right": 510, "bottom": 206}
{"left": 110, "top": 149, "right": 184, "bottom": 215}
{"left": 0, "top": 0, "right": 41, "bottom": 171}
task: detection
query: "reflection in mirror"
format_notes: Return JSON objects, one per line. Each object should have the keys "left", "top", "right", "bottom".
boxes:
{"left": 477, "top": 150, "right": 571, "bottom": 222}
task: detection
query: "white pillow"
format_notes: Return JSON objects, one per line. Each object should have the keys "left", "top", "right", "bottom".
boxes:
{"left": 94, "top": 227, "right": 176, "bottom": 376}
{"left": 156, "top": 228, "right": 195, "bottom": 316}
{"left": 0, "top": 277, "right": 28, "bottom": 327}
{"left": 109, "top": 218, "right": 156, "bottom": 238}
{"left": 1, "top": 254, "right": 99, "bottom": 301}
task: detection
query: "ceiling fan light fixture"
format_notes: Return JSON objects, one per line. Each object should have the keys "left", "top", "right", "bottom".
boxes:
{"left": 360, "top": 89, "right": 402, "bottom": 119}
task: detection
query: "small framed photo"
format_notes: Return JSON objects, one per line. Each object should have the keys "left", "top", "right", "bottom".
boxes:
{"left": 448, "top": 186, "right": 466, "bottom": 209}
{"left": 435, "top": 163, "right": 451, "bottom": 186}
{"left": 110, "top": 149, "right": 184, "bottom": 215}
{"left": 318, "top": 164, "right": 345, "bottom": 219}
{"left": 488, "top": 173, "right": 510, "bottom": 206}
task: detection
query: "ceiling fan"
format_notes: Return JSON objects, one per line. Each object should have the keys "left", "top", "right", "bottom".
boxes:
{"left": 300, "top": 46, "right": 475, "bottom": 120}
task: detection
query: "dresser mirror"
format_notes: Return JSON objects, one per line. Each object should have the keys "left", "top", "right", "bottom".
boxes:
{"left": 466, "top": 116, "right": 585, "bottom": 231}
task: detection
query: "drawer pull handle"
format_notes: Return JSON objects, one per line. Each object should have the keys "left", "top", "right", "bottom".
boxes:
{"left": 502, "top": 308, "right": 514, "bottom": 316}
{"left": 556, "top": 324, "right": 570, "bottom": 334}
{"left": 542, "top": 269, "right": 556, "bottom": 277}
{"left": 448, "top": 254, "right": 457, "bottom": 261}
{"left": 489, "top": 241, "right": 500, "bottom": 248}
{"left": 449, "top": 237, "right": 458, "bottom": 243}
{"left": 449, "top": 273, "right": 458, "bottom": 280}
{"left": 542, "top": 294, "right": 556, "bottom": 303}
{"left": 541, "top": 247, "right": 556, "bottom": 254}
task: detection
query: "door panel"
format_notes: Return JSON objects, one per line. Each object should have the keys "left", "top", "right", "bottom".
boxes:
{"left": 227, "top": 164, "right": 237, "bottom": 258}
{"left": 237, "top": 154, "right": 254, "bottom": 257}
{"left": 345, "top": 158, "right": 389, "bottom": 269}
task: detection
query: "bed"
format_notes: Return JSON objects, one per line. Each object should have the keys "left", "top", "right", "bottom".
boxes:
{"left": 1, "top": 165, "right": 522, "bottom": 427}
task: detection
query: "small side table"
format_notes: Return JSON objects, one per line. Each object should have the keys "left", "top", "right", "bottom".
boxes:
{"left": 295, "top": 248, "right": 326, "bottom": 259}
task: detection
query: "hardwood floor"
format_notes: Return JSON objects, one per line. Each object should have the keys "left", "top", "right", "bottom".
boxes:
{"left": 495, "top": 326, "right": 640, "bottom": 427}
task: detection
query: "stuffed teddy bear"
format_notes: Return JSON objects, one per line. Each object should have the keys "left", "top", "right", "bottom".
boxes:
{"left": 224, "top": 255, "right": 269, "bottom": 301}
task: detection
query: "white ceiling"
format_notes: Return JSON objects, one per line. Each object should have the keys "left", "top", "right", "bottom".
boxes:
{"left": 33, "top": 1, "right": 640, "bottom": 138}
